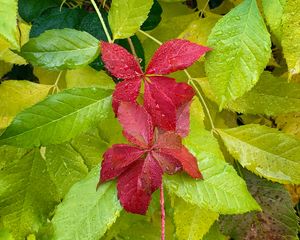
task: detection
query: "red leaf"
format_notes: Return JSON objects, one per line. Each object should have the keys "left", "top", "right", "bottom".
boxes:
{"left": 149, "top": 76, "right": 195, "bottom": 108}
{"left": 139, "top": 154, "right": 163, "bottom": 194}
{"left": 101, "top": 41, "right": 143, "bottom": 79}
{"left": 118, "top": 102, "right": 153, "bottom": 148}
{"left": 154, "top": 131, "right": 182, "bottom": 150}
{"left": 117, "top": 161, "right": 151, "bottom": 214}
{"left": 176, "top": 101, "right": 192, "bottom": 137}
{"left": 144, "top": 81, "right": 177, "bottom": 131}
{"left": 105, "top": 144, "right": 145, "bottom": 169}
{"left": 146, "top": 39, "right": 211, "bottom": 75}
{"left": 160, "top": 146, "right": 202, "bottom": 179}
{"left": 112, "top": 78, "right": 141, "bottom": 115}
{"left": 151, "top": 151, "right": 182, "bottom": 175}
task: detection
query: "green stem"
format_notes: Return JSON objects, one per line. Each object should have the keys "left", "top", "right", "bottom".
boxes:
{"left": 139, "top": 30, "right": 162, "bottom": 45}
{"left": 90, "top": 0, "right": 112, "bottom": 43}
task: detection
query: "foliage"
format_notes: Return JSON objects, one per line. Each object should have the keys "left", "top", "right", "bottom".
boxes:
{"left": 0, "top": 0, "right": 299, "bottom": 239}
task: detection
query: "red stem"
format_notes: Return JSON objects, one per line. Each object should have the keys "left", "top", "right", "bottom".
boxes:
{"left": 160, "top": 182, "right": 165, "bottom": 240}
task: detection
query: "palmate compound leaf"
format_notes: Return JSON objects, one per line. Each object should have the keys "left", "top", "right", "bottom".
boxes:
{"left": 164, "top": 98, "right": 260, "bottom": 214}
{"left": 0, "top": 87, "right": 112, "bottom": 148}
{"left": 0, "top": 80, "right": 52, "bottom": 129}
{"left": 20, "top": 28, "right": 100, "bottom": 70}
{"left": 205, "top": 0, "right": 271, "bottom": 108}
{"left": 218, "top": 124, "right": 300, "bottom": 184}
{"left": 282, "top": 0, "right": 300, "bottom": 79}
{"left": 197, "top": 71, "right": 300, "bottom": 116}
{"left": 220, "top": 170, "right": 299, "bottom": 240}
{"left": 108, "top": 0, "right": 153, "bottom": 40}
{"left": 172, "top": 196, "right": 219, "bottom": 240}
{"left": 51, "top": 166, "right": 122, "bottom": 240}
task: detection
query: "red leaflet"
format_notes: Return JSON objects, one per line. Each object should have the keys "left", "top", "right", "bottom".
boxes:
{"left": 98, "top": 102, "right": 202, "bottom": 214}
{"left": 146, "top": 39, "right": 212, "bottom": 75}
{"left": 101, "top": 40, "right": 210, "bottom": 132}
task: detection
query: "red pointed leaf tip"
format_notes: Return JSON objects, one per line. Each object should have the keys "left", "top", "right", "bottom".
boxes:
{"left": 101, "top": 41, "right": 142, "bottom": 79}
{"left": 117, "top": 102, "right": 153, "bottom": 148}
{"left": 146, "top": 39, "right": 212, "bottom": 75}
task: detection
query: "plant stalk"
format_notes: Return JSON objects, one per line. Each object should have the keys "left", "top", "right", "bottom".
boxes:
{"left": 160, "top": 182, "right": 165, "bottom": 240}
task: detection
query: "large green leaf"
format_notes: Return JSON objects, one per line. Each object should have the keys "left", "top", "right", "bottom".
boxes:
{"left": 0, "top": 149, "right": 60, "bottom": 239}
{"left": 218, "top": 124, "right": 300, "bottom": 184}
{"left": 282, "top": 0, "right": 300, "bottom": 79}
{"left": 20, "top": 29, "right": 100, "bottom": 70}
{"left": 261, "top": 0, "right": 285, "bottom": 44}
{"left": 44, "top": 143, "right": 88, "bottom": 198}
{"left": 109, "top": 0, "right": 153, "bottom": 39}
{"left": 164, "top": 99, "right": 260, "bottom": 214}
{"left": 0, "top": 80, "right": 51, "bottom": 129}
{"left": 0, "top": 0, "right": 18, "bottom": 49}
{"left": 0, "top": 87, "right": 112, "bottom": 147}
{"left": 220, "top": 170, "right": 299, "bottom": 240}
{"left": 51, "top": 166, "right": 122, "bottom": 240}
{"left": 173, "top": 196, "right": 219, "bottom": 240}
{"left": 205, "top": 0, "right": 271, "bottom": 107}
{"left": 199, "top": 72, "right": 300, "bottom": 115}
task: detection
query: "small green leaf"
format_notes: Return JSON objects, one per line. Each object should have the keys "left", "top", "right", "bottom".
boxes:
{"left": 205, "top": 0, "right": 271, "bottom": 107}
{"left": 0, "top": 0, "right": 18, "bottom": 49}
{"left": 173, "top": 196, "right": 219, "bottom": 240}
{"left": 218, "top": 124, "right": 300, "bottom": 184}
{"left": 220, "top": 170, "right": 299, "bottom": 240}
{"left": 109, "top": 0, "right": 153, "bottom": 39}
{"left": 0, "top": 149, "right": 60, "bottom": 239}
{"left": 51, "top": 166, "right": 122, "bottom": 240}
{"left": 20, "top": 29, "right": 100, "bottom": 70}
{"left": 282, "top": 0, "right": 300, "bottom": 79}
{"left": 164, "top": 99, "right": 260, "bottom": 214}
{"left": 0, "top": 87, "right": 112, "bottom": 147}
{"left": 0, "top": 80, "right": 52, "bottom": 129}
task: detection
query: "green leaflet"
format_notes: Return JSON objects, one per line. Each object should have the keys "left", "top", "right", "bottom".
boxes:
{"left": 44, "top": 143, "right": 88, "bottom": 198}
{"left": 0, "top": 80, "right": 52, "bottom": 129}
{"left": 205, "top": 0, "right": 271, "bottom": 108}
{"left": 51, "top": 166, "right": 122, "bottom": 240}
{"left": 109, "top": 0, "right": 153, "bottom": 40}
{"left": 198, "top": 72, "right": 300, "bottom": 115}
{"left": 0, "top": 0, "right": 18, "bottom": 49}
{"left": 218, "top": 124, "right": 300, "bottom": 184}
{"left": 261, "top": 0, "right": 286, "bottom": 44}
{"left": 164, "top": 99, "right": 260, "bottom": 214}
{"left": 203, "top": 223, "right": 227, "bottom": 240}
{"left": 0, "top": 149, "right": 60, "bottom": 240}
{"left": 20, "top": 29, "right": 100, "bottom": 70}
{"left": 0, "top": 87, "right": 112, "bottom": 148}
{"left": 172, "top": 196, "right": 219, "bottom": 240}
{"left": 282, "top": 0, "right": 300, "bottom": 79}
{"left": 220, "top": 170, "right": 299, "bottom": 240}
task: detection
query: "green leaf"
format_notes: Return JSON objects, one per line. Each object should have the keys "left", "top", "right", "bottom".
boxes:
{"left": 203, "top": 223, "right": 227, "bottom": 240}
{"left": 205, "top": 0, "right": 271, "bottom": 107}
{"left": 164, "top": 99, "right": 260, "bottom": 214}
{"left": 218, "top": 124, "right": 300, "bottom": 184}
{"left": 0, "top": 87, "right": 112, "bottom": 147}
{"left": 198, "top": 72, "right": 300, "bottom": 115}
{"left": 51, "top": 166, "right": 122, "bottom": 240}
{"left": 172, "top": 196, "right": 219, "bottom": 240}
{"left": 30, "top": 7, "right": 87, "bottom": 38}
{"left": 0, "top": 0, "right": 18, "bottom": 49}
{"left": 44, "top": 143, "right": 88, "bottom": 198}
{"left": 261, "top": 0, "right": 286, "bottom": 44}
{"left": 109, "top": 0, "right": 153, "bottom": 39}
{"left": 282, "top": 0, "right": 300, "bottom": 79}
{"left": 0, "top": 149, "right": 60, "bottom": 239}
{"left": 0, "top": 80, "right": 51, "bottom": 129}
{"left": 65, "top": 66, "right": 114, "bottom": 89}
{"left": 141, "top": 0, "right": 162, "bottom": 31}
{"left": 0, "top": 145, "right": 28, "bottom": 170}
{"left": 220, "top": 170, "right": 299, "bottom": 240}
{"left": 20, "top": 29, "right": 100, "bottom": 70}
{"left": 0, "top": 61, "right": 12, "bottom": 78}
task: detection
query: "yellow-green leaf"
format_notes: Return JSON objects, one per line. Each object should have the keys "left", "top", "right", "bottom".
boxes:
{"left": 205, "top": 0, "right": 271, "bottom": 108}
{"left": 0, "top": 61, "right": 12, "bottom": 78}
{"left": 109, "top": 0, "right": 153, "bottom": 39}
{"left": 218, "top": 124, "right": 300, "bottom": 184}
{"left": 282, "top": 0, "right": 300, "bottom": 79}
{"left": 0, "top": 80, "right": 51, "bottom": 129}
